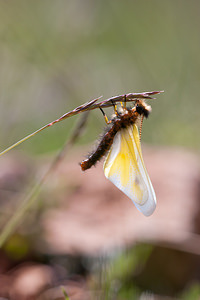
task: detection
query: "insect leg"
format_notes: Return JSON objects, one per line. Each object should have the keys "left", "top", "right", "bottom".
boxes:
{"left": 99, "top": 107, "right": 111, "bottom": 124}
{"left": 120, "top": 94, "right": 127, "bottom": 109}
{"left": 111, "top": 100, "right": 119, "bottom": 116}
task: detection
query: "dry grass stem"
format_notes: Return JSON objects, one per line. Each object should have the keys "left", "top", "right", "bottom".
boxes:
{"left": 0, "top": 91, "right": 163, "bottom": 157}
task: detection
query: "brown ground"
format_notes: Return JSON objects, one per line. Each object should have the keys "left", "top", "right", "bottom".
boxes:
{"left": 0, "top": 146, "right": 199, "bottom": 299}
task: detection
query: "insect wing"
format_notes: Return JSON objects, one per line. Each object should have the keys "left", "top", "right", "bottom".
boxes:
{"left": 103, "top": 124, "right": 156, "bottom": 216}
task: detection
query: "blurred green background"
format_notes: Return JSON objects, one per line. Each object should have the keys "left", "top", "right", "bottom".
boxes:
{"left": 0, "top": 0, "right": 199, "bottom": 155}
{"left": 0, "top": 1, "right": 200, "bottom": 299}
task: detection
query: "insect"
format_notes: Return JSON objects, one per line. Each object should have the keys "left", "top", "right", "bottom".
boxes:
{"left": 0, "top": 92, "right": 160, "bottom": 215}
{"left": 80, "top": 98, "right": 156, "bottom": 216}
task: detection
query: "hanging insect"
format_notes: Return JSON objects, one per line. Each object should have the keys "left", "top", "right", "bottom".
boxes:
{"left": 80, "top": 97, "right": 156, "bottom": 216}
{"left": 0, "top": 91, "right": 161, "bottom": 216}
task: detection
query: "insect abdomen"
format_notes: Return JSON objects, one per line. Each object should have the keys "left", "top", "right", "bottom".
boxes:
{"left": 80, "top": 109, "right": 139, "bottom": 171}
{"left": 80, "top": 124, "right": 120, "bottom": 171}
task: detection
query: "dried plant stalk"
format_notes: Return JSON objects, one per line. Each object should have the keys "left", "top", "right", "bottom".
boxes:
{"left": 0, "top": 91, "right": 163, "bottom": 157}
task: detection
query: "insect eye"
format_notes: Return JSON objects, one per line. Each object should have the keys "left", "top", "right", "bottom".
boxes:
{"left": 136, "top": 104, "right": 150, "bottom": 118}
{"left": 136, "top": 104, "right": 144, "bottom": 115}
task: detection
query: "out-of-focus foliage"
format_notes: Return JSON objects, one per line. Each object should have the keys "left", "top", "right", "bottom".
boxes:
{"left": 0, "top": 0, "right": 199, "bottom": 154}
{"left": 95, "top": 245, "right": 153, "bottom": 299}
{"left": 181, "top": 283, "right": 200, "bottom": 300}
